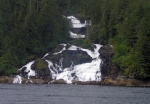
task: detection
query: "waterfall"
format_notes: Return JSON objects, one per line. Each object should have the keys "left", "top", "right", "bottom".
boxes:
{"left": 55, "top": 43, "right": 102, "bottom": 84}
{"left": 13, "top": 75, "right": 22, "bottom": 84}
{"left": 16, "top": 16, "right": 102, "bottom": 84}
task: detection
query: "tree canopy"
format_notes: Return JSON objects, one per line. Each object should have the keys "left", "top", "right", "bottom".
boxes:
{"left": 79, "top": 0, "right": 150, "bottom": 79}
{"left": 0, "top": 0, "right": 69, "bottom": 75}
{"left": 0, "top": 0, "right": 149, "bottom": 80}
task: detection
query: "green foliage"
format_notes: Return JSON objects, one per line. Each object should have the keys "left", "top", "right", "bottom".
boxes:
{"left": 57, "top": 0, "right": 80, "bottom": 15}
{"left": 73, "top": 38, "right": 84, "bottom": 47}
{"left": 0, "top": 0, "right": 69, "bottom": 75}
{"left": 0, "top": 0, "right": 150, "bottom": 80}
{"left": 33, "top": 58, "right": 49, "bottom": 76}
{"left": 72, "top": 38, "right": 93, "bottom": 50}
{"left": 34, "top": 59, "right": 48, "bottom": 70}
{"left": 82, "top": 39, "right": 93, "bottom": 50}
{"left": 79, "top": 0, "right": 150, "bottom": 79}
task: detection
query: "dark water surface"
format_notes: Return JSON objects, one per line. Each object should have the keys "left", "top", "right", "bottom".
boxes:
{"left": 0, "top": 84, "right": 149, "bottom": 104}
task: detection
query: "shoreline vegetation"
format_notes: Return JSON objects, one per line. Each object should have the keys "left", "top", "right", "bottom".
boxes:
{"left": 0, "top": 76, "right": 150, "bottom": 87}
{"left": 0, "top": 0, "right": 150, "bottom": 84}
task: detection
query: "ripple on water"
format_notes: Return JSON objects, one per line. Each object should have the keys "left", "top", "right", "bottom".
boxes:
{"left": 0, "top": 84, "right": 150, "bottom": 104}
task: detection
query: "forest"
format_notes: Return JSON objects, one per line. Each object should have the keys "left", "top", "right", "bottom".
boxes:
{"left": 0, "top": 0, "right": 150, "bottom": 79}
{"left": 0, "top": 0, "right": 69, "bottom": 75}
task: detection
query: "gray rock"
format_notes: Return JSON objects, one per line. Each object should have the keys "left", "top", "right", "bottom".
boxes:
{"left": 100, "top": 45, "right": 120, "bottom": 79}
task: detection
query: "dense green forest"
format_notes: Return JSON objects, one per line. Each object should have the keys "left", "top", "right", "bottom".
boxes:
{"left": 0, "top": 0, "right": 149, "bottom": 79}
{"left": 55, "top": 0, "right": 150, "bottom": 79}
{"left": 0, "top": 0, "right": 69, "bottom": 75}
{"left": 78, "top": 0, "right": 150, "bottom": 79}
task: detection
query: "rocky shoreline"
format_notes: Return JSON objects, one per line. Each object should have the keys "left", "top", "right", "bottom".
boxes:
{"left": 0, "top": 44, "right": 149, "bottom": 86}
{"left": 0, "top": 76, "right": 150, "bottom": 87}
{"left": 101, "top": 77, "right": 150, "bottom": 87}
{"left": 1, "top": 45, "right": 146, "bottom": 86}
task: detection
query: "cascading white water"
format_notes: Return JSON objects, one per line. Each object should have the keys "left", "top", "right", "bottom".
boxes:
{"left": 50, "top": 43, "right": 102, "bottom": 84}
{"left": 13, "top": 75, "right": 22, "bottom": 84}
{"left": 13, "top": 61, "right": 36, "bottom": 84}
{"left": 18, "top": 61, "right": 36, "bottom": 79}
{"left": 13, "top": 16, "right": 102, "bottom": 84}
{"left": 67, "top": 16, "right": 89, "bottom": 39}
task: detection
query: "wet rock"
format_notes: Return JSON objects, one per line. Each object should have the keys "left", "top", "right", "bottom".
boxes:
{"left": 100, "top": 45, "right": 120, "bottom": 79}
{"left": 70, "top": 27, "right": 86, "bottom": 35}
{"left": 72, "top": 14, "right": 86, "bottom": 23}
{"left": 52, "top": 44, "right": 65, "bottom": 53}
{"left": 19, "top": 67, "right": 28, "bottom": 76}
{"left": 46, "top": 50, "right": 92, "bottom": 68}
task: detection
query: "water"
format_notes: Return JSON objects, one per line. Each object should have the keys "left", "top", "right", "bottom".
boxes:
{"left": 0, "top": 84, "right": 149, "bottom": 104}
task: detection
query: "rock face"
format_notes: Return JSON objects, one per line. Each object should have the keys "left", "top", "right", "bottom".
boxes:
{"left": 13, "top": 15, "right": 101, "bottom": 84}
{"left": 15, "top": 43, "right": 102, "bottom": 84}
{"left": 12, "top": 15, "right": 146, "bottom": 86}
{"left": 10, "top": 15, "right": 150, "bottom": 86}
{"left": 99, "top": 45, "right": 120, "bottom": 80}
{"left": 45, "top": 44, "right": 92, "bottom": 68}
{"left": 70, "top": 27, "right": 86, "bottom": 36}
{"left": 31, "top": 59, "right": 50, "bottom": 78}
{"left": 11, "top": 15, "right": 103, "bottom": 85}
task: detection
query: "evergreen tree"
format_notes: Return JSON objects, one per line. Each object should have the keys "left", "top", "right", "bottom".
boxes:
{"left": 79, "top": 0, "right": 150, "bottom": 79}
{"left": 0, "top": 0, "right": 69, "bottom": 75}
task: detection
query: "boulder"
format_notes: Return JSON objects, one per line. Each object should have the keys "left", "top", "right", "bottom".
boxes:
{"left": 70, "top": 27, "right": 87, "bottom": 35}
{"left": 100, "top": 45, "right": 120, "bottom": 79}
{"left": 46, "top": 50, "right": 92, "bottom": 68}
{"left": 31, "top": 59, "right": 51, "bottom": 78}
